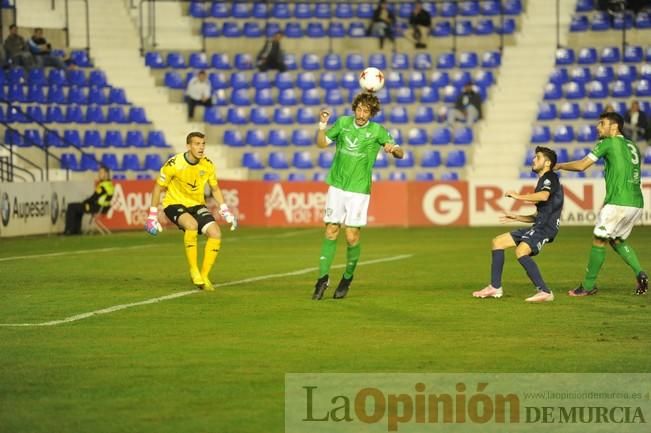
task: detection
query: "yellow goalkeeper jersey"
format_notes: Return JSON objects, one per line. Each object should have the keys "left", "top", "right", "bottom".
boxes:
{"left": 157, "top": 152, "right": 218, "bottom": 208}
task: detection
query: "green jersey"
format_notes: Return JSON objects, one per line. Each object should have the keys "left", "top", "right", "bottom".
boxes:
{"left": 589, "top": 135, "right": 643, "bottom": 208}
{"left": 325, "top": 116, "right": 393, "bottom": 194}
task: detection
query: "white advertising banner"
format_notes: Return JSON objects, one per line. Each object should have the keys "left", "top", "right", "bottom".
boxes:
{"left": 0, "top": 181, "right": 89, "bottom": 237}
{"left": 469, "top": 179, "right": 651, "bottom": 227}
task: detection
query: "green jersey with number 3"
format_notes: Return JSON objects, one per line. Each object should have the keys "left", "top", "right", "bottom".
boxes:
{"left": 325, "top": 116, "right": 394, "bottom": 194}
{"left": 589, "top": 135, "right": 643, "bottom": 208}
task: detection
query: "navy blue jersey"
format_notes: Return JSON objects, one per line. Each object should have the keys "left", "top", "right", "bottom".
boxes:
{"left": 533, "top": 171, "right": 564, "bottom": 233}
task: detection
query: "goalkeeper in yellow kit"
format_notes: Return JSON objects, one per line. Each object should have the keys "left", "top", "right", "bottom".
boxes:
{"left": 146, "top": 132, "right": 237, "bottom": 291}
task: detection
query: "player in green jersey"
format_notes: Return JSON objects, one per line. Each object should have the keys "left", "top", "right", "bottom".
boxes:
{"left": 312, "top": 92, "right": 404, "bottom": 300}
{"left": 556, "top": 111, "right": 648, "bottom": 296}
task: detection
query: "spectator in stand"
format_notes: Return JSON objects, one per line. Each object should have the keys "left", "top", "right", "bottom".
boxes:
{"left": 409, "top": 2, "right": 432, "bottom": 49}
{"left": 63, "top": 165, "right": 114, "bottom": 235}
{"left": 4, "top": 25, "right": 35, "bottom": 70}
{"left": 448, "top": 82, "right": 483, "bottom": 125}
{"left": 256, "top": 31, "right": 287, "bottom": 73}
{"left": 185, "top": 70, "right": 212, "bottom": 120}
{"left": 604, "top": 103, "right": 616, "bottom": 113}
{"left": 624, "top": 100, "right": 649, "bottom": 142}
{"left": 27, "top": 28, "right": 66, "bottom": 69}
{"left": 368, "top": 0, "right": 396, "bottom": 50}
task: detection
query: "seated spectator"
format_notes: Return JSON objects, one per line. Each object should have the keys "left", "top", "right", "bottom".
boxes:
{"left": 256, "top": 31, "right": 287, "bottom": 73}
{"left": 64, "top": 165, "right": 114, "bottom": 235}
{"left": 368, "top": 0, "right": 396, "bottom": 49}
{"left": 448, "top": 82, "right": 483, "bottom": 125}
{"left": 185, "top": 70, "right": 212, "bottom": 120}
{"left": 409, "top": 2, "right": 432, "bottom": 49}
{"left": 4, "top": 24, "right": 35, "bottom": 70}
{"left": 604, "top": 103, "right": 616, "bottom": 113}
{"left": 28, "top": 28, "right": 66, "bottom": 69}
{"left": 624, "top": 100, "right": 650, "bottom": 142}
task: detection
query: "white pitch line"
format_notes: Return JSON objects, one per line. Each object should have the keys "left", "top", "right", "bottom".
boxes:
{"left": 0, "top": 254, "right": 413, "bottom": 327}
{"left": 0, "top": 230, "right": 318, "bottom": 263}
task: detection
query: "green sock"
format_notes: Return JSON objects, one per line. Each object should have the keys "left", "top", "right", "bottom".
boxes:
{"left": 612, "top": 241, "right": 643, "bottom": 275}
{"left": 343, "top": 243, "right": 361, "bottom": 279}
{"left": 582, "top": 245, "right": 606, "bottom": 290}
{"left": 318, "top": 238, "right": 337, "bottom": 278}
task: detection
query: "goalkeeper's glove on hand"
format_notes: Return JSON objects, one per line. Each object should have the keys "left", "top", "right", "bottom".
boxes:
{"left": 219, "top": 203, "right": 238, "bottom": 231}
{"left": 145, "top": 207, "right": 163, "bottom": 236}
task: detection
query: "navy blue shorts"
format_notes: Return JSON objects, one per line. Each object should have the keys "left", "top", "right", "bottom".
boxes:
{"left": 510, "top": 227, "right": 556, "bottom": 256}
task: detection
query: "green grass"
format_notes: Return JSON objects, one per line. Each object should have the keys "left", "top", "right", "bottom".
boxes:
{"left": 0, "top": 227, "right": 650, "bottom": 433}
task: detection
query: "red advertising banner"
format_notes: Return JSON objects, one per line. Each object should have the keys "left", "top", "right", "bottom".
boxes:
{"left": 101, "top": 179, "right": 651, "bottom": 230}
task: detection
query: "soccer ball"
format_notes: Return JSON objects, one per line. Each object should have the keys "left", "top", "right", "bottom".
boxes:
{"left": 359, "top": 67, "right": 385, "bottom": 93}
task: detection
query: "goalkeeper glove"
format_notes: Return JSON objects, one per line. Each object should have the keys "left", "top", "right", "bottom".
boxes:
{"left": 145, "top": 207, "right": 163, "bottom": 236}
{"left": 219, "top": 203, "right": 238, "bottom": 231}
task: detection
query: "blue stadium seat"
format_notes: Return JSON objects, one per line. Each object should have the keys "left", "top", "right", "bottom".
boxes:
{"left": 84, "top": 105, "right": 105, "bottom": 124}
{"left": 269, "top": 152, "right": 289, "bottom": 169}
{"left": 318, "top": 151, "right": 333, "bottom": 169}
{"left": 45, "top": 130, "right": 63, "bottom": 148}
{"left": 413, "top": 53, "right": 432, "bottom": 70}
{"left": 396, "top": 87, "right": 415, "bottom": 104}
{"left": 121, "top": 153, "right": 141, "bottom": 171}
{"left": 481, "top": 51, "right": 501, "bottom": 68}
{"left": 273, "top": 107, "right": 294, "bottom": 125}
{"left": 208, "top": 72, "right": 228, "bottom": 89}
{"left": 107, "top": 106, "right": 128, "bottom": 124}
{"left": 549, "top": 67, "right": 568, "bottom": 85}
{"left": 80, "top": 153, "right": 99, "bottom": 171}
{"left": 456, "top": 20, "right": 474, "bottom": 36}
{"left": 7, "top": 83, "right": 25, "bottom": 102}
{"left": 388, "top": 171, "right": 408, "bottom": 181}
{"left": 640, "top": 64, "right": 651, "bottom": 80}
{"left": 211, "top": 53, "right": 231, "bottom": 70}
{"left": 414, "top": 106, "right": 434, "bottom": 123}
{"left": 348, "top": 22, "right": 367, "bottom": 37}
{"left": 313, "top": 171, "right": 327, "bottom": 181}
{"left": 575, "top": 0, "right": 593, "bottom": 12}
{"left": 616, "top": 64, "right": 636, "bottom": 82}
{"left": 301, "top": 54, "right": 320, "bottom": 71}
{"left": 390, "top": 53, "right": 409, "bottom": 70}
{"left": 269, "top": 129, "right": 290, "bottom": 147}
{"left": 570, "top": 15, "right": 590, "bottom": 32}
{"left": 294, "top": 2, "right": 312, "bottom": 18}
{"left": 242, "top": 22, "right": 262, "bottom": 38}
{"left": 26, "top": 106, "right": 45, "bottom": 123}
{"left": 555, "top": 48, "right": 575, "bottom": 65}
{"left": 593, "top": 65, "right": 614, "bottom": 84}
{"left": 166, "top": 52, "right": 186, "bottom": 69}
{"left": 389, "top": 106, "right": 409, "bottom": 124}
{"left": 636, "top": 11, "right": 651, "bottom": 28}
{"left": 62, "top": 130, "right": 81, "bottom": 148}
{"left": 164, "top": 71, "right": 184, "bottom": 89}
{"left": 569, "top": 66, "right": 591, "bottom": 84}
{"left": 613, "top": 13, "right": 634, "bottom": 30}
{"left": 577, "top": 125, "right": 597, "bottom": 142}
{"left": 46, "top": 105, "right": 65, "bottom": 123}
{"left": 291, "top": 129, "right": 312, "bottom": 146}
{"left": 202, "top": 22, "right": 220, "bottom": 38}
{"left": 458, "top": 51, "right": 478, "bottom": 69}
{"left": 497, "top": 18, "right": 516, "bottom": 34}
{"left": 28, "top": 68, "right": 46, "bottom": 85}
{"left": 242, "top": 152, "right": 264, "bottom": 170}
{"left": 23, "top": 129, "right": 42, "bottom": 147}
{"left": 188, "top": 52, "right": 209, "bottom": 69}
{"left": 323, "top": 53, "right": 342, "bottom": 71}
{"left": 440, "top": 1, "right": 458, "bottom": 17}
{"left": 145, "top": 52, "right": 165, "bottom": 68}
{"left": 204, "top": 107, "right": 225, "bottom": 124}
{"left": 475, "top": 18, "right": 495, "bottom": 35}
{"left": 405, "top": 128, "right": 426, "bottom": 145}
{"left": 432, "top": 127, "right": 452, "bottom": 145}
{"left": 284, "top": 22, "right": 303, "bottom": 38}
{"left": 368, "top": 53, "right": 387, "bottom": 69}
{"left": 142, "top": 154, "right": 162, "bottom": 171}
{"left": 407, "top": 71, "right": 426, "bottom": 88}
{"left": 582, "top": 101, "right": 603, "bottom": 119}
{"left": 559, "top": 102, "right": 580, "bottom": 120}
{"left": 4, "top": 129, "right": 22, "bottom": 146}
{"left": 296, "top": 72, "right": 317, "bottom": 90}
{"left": 230, "top": 72, "right": 249, "bottom": 89}
{"left": 211, "top": 2, "right": 230, "bottom": 17}
{"left": 442, "top": 85, "right": 460, "bottom": 103}
{"left": 421, "top": 150, "right": 442, "bottom": 168}
{"left": 100, "top": 153, "right": 120, "bottom": 171}
{"left": 275, "top": 72, "right": 294, "bottom": 89}
{"left": 234, "top": 53, "right": 253, "bottom": 70}
{"left": 245, "top": 129, "right": 267, "bottom": 147}
{"left": 292, "top": 151, "right": 313, "bottom": 169}
{"left": 231, "top": 89, "right": 251, "bottom": 106}
{"left": 446, "top": 150, "right": 466, "bottom": 167}
{"left": 437, "top": 52, "right": 455, "bottom": 69}
{"left": 128, "top": 107, "right": 148, "bottom": 124}
{"left": 254, "top": 88, "right": 274, "bottom": 106}
{"left": 296, "top": 107, "right": 317, "bottom": 124}
{"left": 388, "top": 128, "right": 403, "bottom": 145}
{"left": 27, "top": 84, "right": 46, "bottom": 103}
{"left": 577, "top": 47, "right": 598, "bottom": 64}
{"left": 223, "top": 130, "right": 244, "bottom": 147}
{"left": 374, "top": 151, "right": 389, "bottom": 168}
{"left": 325, "top": 88, "right": 344, "bottom": 105}
{"left": 306, "top": 22, "right": 326, "bottom": 37}
{"left": 71, "top": 50, "right": 92, "bottom": 67}
{"left": 104, "top": 130, "right": 124, "bottom": 148}
{"left": 612, "top": 80, "right": 632, "bottom": 98}
{"left": 440, "top": 172, "right": 460, "bottom": 181}
{"left": 60, "top": 153, "right": 80, "bottom": 170}
{"left": 553, "top": 125, "right": 574, "bottom": 143}
{"left": 279, "top": 88, "right": 298, "bottom": 105}
{"left": 453, "top": 127, "right": 473, "bottom": 145}
{"left": 433, "top": 21, "right": 452, "bottom": 37}
{"left": 564, "top": 82, "right": 585, "bottom": 99}
{"left": 83, "top": 130, "right": 103, "bottom": 148}
{"left": 227, "top": 107, "right": 248, "bottom": 125}
{"left": 301, "top": 88, "right": 321, "bottom": 105}
{"left": 147, "top": 131, "right": 168, "bottom": 148}
{"left": 451, "top": 70, "right": 472, "bottom": 88}
{"left": 531, "top": 125, "right": 551, "bottom": 143}
{"left": 636, "top": 79, "right": 651, "bottom": 97}
{"left": 339, "top": 72, "right": 357, "bottom": 89}
{"left": 346, "top": 53, "right": 364, "bottom": 70}
{"left": 284, "top": 53, "right": 298, "bottom": 70}
{"left": 250, "top": 107, "right": 271, "bottom": 125}
{"left": 415, "top": 172, "right": 435, "bottom": 181}
{"left": 600, "top": 46, "right": 620, "bottom": 63}
{"left": 320, "top": 72, "right": 338, "bottom": 90}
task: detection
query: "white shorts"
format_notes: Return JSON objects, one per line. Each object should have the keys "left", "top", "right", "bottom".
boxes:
{"left": 323, "top": 186, "right": 370, "bottom": 227}
{"left": 594, "top": 204, "right": 643, "bottom": 240}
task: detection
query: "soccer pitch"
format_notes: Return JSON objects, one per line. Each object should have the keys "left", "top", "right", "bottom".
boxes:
{"left": 1, "top": 226, "right": 650, "bottom": 433}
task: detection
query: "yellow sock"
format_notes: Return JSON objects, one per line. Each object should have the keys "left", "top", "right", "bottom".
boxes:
{"left": 184, "top": 229, "right": 200, "bottom": 274}
{"left": 201, "top": 237, "right": 221, "bottom": 279}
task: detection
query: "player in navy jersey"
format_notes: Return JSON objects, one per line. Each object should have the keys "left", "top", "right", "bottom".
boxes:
{"left": 473, "top": 146, "right": 564, "bottom": 303}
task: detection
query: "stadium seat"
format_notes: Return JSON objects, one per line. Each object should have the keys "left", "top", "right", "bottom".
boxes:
{"left": 616, "top": 65, "right": 637, "bottom": 83}
{"left": 582, "top": 101, "right": 604, "bottom": 119}
{"left": 407, "top": 128, "right": 428, "bottom": 145}
{"left": 297, "top": 107, "right": 317, "bottom": 124}
{"left": 223, "top": 129, "right": 244, "bottom": 147}
{"left": 440, "top": 172, "right": 460, "bottom": 181}
{"left": 307, "top": 22, "right": 326, "bottom": 38}
{"left": 636, "top": 79, "right": 651, "bottom": 97}
{"left": 553, "top": 125, "right": 574, "bottom": 143}
{"left": 475, "top": 18, "right": 495, "bottom": 35}
{"left": 100, "top": 153, "right": 120, "bottom": 171}
{"left": 68, "top": 86, "right": 88, "bottom": 104}
{"left": 451, "top": 70, "right": 472, "bottom": 87}
{"left": 577, "top": 125, "right": 597, "bottom": 142}
{"left": 297, "top": 72, "right": 317, "bottom": 90}
{"left": 442, "top": 85, "right": 460, "bottom": 103}
{"left": 62, "top": 130, "right": 81, "bottom": 148}
{"left": 385, "top": 71, "right": 403, "bottom": 89}
{"left": 145, "top": 52, "right": 165, "bottom": 68}
{"left": 128, "top": 107, "right": 148, "bottom": 124}
{"left": 269, "top": 129, "right": 289, "bottom": 147}
{"left": 502, "top": 0, "right": 522, "bottom": 15}
{"left": 387, "top": 171, "right": 407, "bottom": 181}
{"left": 234, "top": 53, "right": 253, "bottom": 70}
{"left": 537, "top": 102, "right": 557, "bottom": 120}
{"left": 558, "top": 102, "right": 580, "bottom": 120}
{"left": 415, "top": 172, "right": 434, "bottom": 181}
{"left": 413, "top": 53, "right": 432, "bottom": 70}
{"left": 301, "top": 88, "right": 321, "bottom": 105}
{"left": 65, "top": 105, "right": 85, "bottom": 124}
{"left": 23, "top": 129, "right": 42, "bottom": 147}
{"left": 481, "top": 51, "right": 501, "bottom": 68}
{"left": 414, "top": 106, "right": 435, "bottom": 123}
{"left": 323, "top": 53, "right": 342, "bottom": 71}
{"left": 211, "top": 53, "right": 231, "bottom": 70}
{"left": 262, "top": 172, "right": 280, "bottom": 181}
{"left": 569, "top": 66, "right": 591, "bottom": 84}
{"left": 437, "top": 52, "right": 455, "bottom": 69}
{"left": 268, "top": 152, "right": 289, "bottom": 169}
{"left": 564, "top": 82, "right": 584, "bottom": 99}
{"left": 432, "top": 127, "right": 452, "bottom": 145}
{"left": 555, "top": 48, "right": 575, "bottom": 65}
{"left": 45, "top": 131, "right": 63, "bottom": 148}
{"left": 84, "top": 130, "right": 103, "bottom": 148}
{"left": 250, "top": 107, "right": 271, "bottom": 125}
{"left": 446, "top": 150, "right": 466, "bottom": 167}
{"left": 395, "top": 150, "right": 415, "bottom": 168}
{"left": 71, "top": 50, "right": 92, "bottom": 67}
{"left": 80, "top": 153, "right": 99, "bottom": 171}
{"left": 107, "top": 106, "right": 127, "bottom": 124}
{"left": 226, "top": 107, "right": 248, "bottom": 125}
{"left": 636, "top": 11, "right": 651, "bottom": 28}
{"left": 254, "top": 88, "right": 274, "bottom": 106}
{"left": 278, "top": 88, "right": 298, "bottom": 105}
{"left": 408, "top": 71, "right": 427, "bottom": 88}
{"left": 292, "top": 151, "right": 313, "bottom": 169}
{"left": 458, "top": 51, "right": 478, "bottom": 69}
{"left": 166, "top": 52, "right": 186, "bottom": 69}
{"left": 287, "top": 172, "right": 306, "bottom": 181}
{"left": 456, "top": 20, "right": 474, "bottom": 36}
{"left": 368, "top": 53, "right": 387, "bottom": 69}
{"left": 231, "top": 89, "right": 251, "bottom": 106}
{"left": 374, "top": 151, "right": 388, "bottom": 168}
{"left": 600, "top": 47, "right": 620, "bottom": 63}
{"left": 396, "top": 87, "right": 415, "bottom": 104}
{"left": 273, "top": 107, "right": 294, "bottom": 125}
{"left": 291, "top": 129, "right": 312, "bottom": 146}
{"left": 594, "top": 65, "right": 614, "bottom": 83}
{"left": 26, "top": 106, "right": 45, "bottom": 123}
{"left": 611, "top": 80, "right": 632, "bottom": 97}
{"left": 345, "top": 53, "right": 364, "bottom": 70}
{"left": 245, "top": 129, "right": 266, "bottom": 147}
{"left": 388, "top": 127, "right": 403, "bottom": 145}
{"left": 201, "top": 22, "right": 220, "bottom": 38}
{"left": 46, "top": 105, "right": 65, "bottom": 123}
{"left": 147, "top": 131, "right": 168, "bottom": 148}
{"left": 389, "top": 105, "right": 408, "bottom": 124}
{"left": 421, "top": 150, "right": 442, "bottom": 168}
{"left": 318, "top": 151, "right": 333, "bottom": 169}
{"left": 164, "top": 71, "right": 184, "bottom": 89}
{"left": 325, "top": 88, "right": 344, "bottom": 105}
{"left": 204, "top": 107, "right": 225, "bottom": 125}
{"left": 103, "top": 130, "right": 123, "bottom": 148}
{"left": 570, "top": 15, "right": 590, "bottom": 32}
{"left": 531, "top": 125, "right": 551, "bottom": 143}
{"left": 348, "top": 22, "right": 367, "bottom": 37}
{"left": 549, "top": 68, "right": 568, "bottom": 85}
{"left": 60, "top": 153, "right": 79, "bottom": 170}
{"left": 391, "top": 53, "right": 409, "bottom": 70}
{"left": 453, "top": 127, "right": 473, "bottom": 145}
{"left": 143, "top": 154, "right": 163, "bottom": 171}
{"left": 121, "top": 153, "right": 141, "bottom": 171}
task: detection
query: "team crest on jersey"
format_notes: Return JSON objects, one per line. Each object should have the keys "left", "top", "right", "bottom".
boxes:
{"left": 366, "top": 132, "right": 371, "bottom": 138}
{"left": 345, "top": 136, "right": 360, "bottom": 150}
{"left": 199, "top": 170, "right": 206, "bottom": 177}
